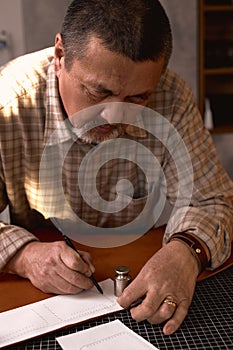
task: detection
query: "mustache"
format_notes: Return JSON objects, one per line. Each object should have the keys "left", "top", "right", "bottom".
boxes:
{"left": 70, "top": 115, "right": 124, "bottom": 136}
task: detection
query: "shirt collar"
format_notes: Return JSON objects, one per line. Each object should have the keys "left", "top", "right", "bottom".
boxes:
{"left": 44, "top": 61, "right": 147, "bottom": 146}
{"left": 43, "top": 61, "right": 74, "bottom": 146}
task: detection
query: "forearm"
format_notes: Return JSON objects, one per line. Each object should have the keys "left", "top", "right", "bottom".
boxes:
{"left": 164, "top": 205, "right": 232, "bottom": 270}
{"left": 162, "top": 99, "right": 233, "bottom": 269}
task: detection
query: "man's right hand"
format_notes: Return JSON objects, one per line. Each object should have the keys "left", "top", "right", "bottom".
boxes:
{"left": 4, "top": 241, "right": 95, "bottom": 294}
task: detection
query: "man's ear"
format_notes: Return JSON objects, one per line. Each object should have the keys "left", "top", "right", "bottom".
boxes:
{"left": 54, "top": 33, "right": 65, "bottom": 77}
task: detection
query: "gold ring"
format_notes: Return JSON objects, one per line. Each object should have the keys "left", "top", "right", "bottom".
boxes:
{"left": 163, "top": 298, "right": 177, "bottom": 309}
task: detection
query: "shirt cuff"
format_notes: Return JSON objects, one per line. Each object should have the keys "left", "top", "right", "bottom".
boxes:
{"left": 163, "top": 207, "right": 232, "bottom": 270}
{"left": 0, "top": 223, "right": 38, "bottom": 271}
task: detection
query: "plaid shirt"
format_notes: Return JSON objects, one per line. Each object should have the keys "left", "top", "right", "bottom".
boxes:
{"left": 0, "top": 48, "right": 232, "bottom": 270}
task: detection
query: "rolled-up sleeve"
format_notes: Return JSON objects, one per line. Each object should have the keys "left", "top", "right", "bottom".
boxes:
{"left": 0, "top": 222, "right": 38, "bottom": 270}
{"left": 161, "top": 90, "right": 233, "bottom": 269}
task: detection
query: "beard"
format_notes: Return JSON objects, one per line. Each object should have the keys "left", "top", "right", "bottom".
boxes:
{"left": 78, "top": 124, "right": 126, "bottom": 144}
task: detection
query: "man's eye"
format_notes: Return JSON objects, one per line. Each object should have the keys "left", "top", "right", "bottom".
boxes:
{"left": 85, "top": 88, "right": 109, "bottom": 102}
{"left": 84, "top": 89, "right": 99, "bottom": 100}
{"left": 129, "top": 95, "right": 149, "bottom": 104}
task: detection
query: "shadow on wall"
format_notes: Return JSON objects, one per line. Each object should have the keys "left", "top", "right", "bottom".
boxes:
{"left": 0, "top": 206, "right": 10, "bottom": 223}
{"left": 22, "top": 0, "right": 71, "bottom": 53}
{"left": 212, "top": 133, "right": 233, "bottom": 180}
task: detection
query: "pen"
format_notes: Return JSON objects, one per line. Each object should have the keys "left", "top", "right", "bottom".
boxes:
{"left": 63, "top": 234, "right": 103, "bottom": 294}
{"left": 129, "top": 297, "right": 144, "bottom": 309}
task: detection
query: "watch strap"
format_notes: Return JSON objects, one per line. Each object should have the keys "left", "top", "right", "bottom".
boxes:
{"left": 169, "top": 232, "right": 210, "bottom": 275}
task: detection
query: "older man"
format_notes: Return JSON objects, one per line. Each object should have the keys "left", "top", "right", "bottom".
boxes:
{"left": 0, "top": 0, "right": 232, "bottom": 335}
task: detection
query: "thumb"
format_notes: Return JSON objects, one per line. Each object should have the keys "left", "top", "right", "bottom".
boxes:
{"left": 117, "top": 278, "right": 146, "bottom": 309}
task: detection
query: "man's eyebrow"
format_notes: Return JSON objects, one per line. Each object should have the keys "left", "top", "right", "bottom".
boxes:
{"left": 82, "top": 80, "right": 153, "bottom": 98}
{"left": 84, "top": 81, "right": 114, "bottom": 94}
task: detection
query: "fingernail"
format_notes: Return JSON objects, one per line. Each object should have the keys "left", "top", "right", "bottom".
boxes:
{"left": 164, "top": 325, "right": 174, "bottom": 335}
{"left": 90, "top": 265, "right": 95, "bottom": 273}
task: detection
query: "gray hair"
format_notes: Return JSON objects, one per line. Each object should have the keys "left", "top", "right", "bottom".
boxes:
{"left": 61, "top": 0, "right": 172, "bottom": 70}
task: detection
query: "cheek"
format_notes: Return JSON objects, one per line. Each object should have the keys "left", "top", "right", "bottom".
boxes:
{"left": 58, "top": 75, "right": 90, "bottom": 117}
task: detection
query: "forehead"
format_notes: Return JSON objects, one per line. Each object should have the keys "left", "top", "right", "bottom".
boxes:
{"left": 68, "top": 37, "right": 164, "bottom": 95}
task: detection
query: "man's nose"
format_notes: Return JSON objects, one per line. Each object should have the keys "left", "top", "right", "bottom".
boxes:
{"left": 100, "top": 102, "right": 141, "bottom": 125}
{"left": 100, "top": 102, "right": 126, "bottom": 124}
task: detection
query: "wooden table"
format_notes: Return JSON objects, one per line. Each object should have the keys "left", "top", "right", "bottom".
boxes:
{"left": 0, "top": 226, "right": 232, "bottom": 313}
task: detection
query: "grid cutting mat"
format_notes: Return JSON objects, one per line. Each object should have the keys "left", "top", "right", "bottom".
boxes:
{"left": 5, "top": 265, "right": 233, "bottom": 350}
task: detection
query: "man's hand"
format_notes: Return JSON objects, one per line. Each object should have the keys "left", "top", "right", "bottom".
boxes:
{"left": 4, "top": 241, "right": 95, "bottom": 294}
{"left": 117, "top": 240, "right": 199, "bottom": 335}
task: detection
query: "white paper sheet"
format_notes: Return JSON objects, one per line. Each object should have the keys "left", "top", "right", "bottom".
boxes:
{"left": 56, "top": 319, "right": 158, "bottom": 349}
{"left": 0, "top": 279, "right": 123, "bottom": 348}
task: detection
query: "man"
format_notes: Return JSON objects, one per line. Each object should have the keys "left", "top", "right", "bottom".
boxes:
{"left": 0, "top": 0, "right": 232, "bottom": 336}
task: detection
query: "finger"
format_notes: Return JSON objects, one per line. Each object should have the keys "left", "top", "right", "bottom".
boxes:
{"left": 147, "top": 300, "right": 177, "bottom": 324}
{"left": 30, "top": 264, "right": 85, "bottom": 294}
{"left": 39, "top": 272, "right": 84, "bottom": 294}
{"left": 57, "top": 254, "right": 93, "bottom": 289}
{"left": 60, "top": 246, "right": 93, "bottom": 277}
{"left": 117, "top": 279, "right": 146, "bottom": 309}
{"left": 56, "top": 268, "right": 93, "bottom": 292}
{"left": 35, "top": 256, "right": 93, "bottom": 294}
{"left": 129, "top": 291, "right": 161, "bottom": 322}
{"left": 78, "top": 250, "right": 95, "bottom": 274}
{"left": 163, "top": 300, "right": 189, "bottom": 335}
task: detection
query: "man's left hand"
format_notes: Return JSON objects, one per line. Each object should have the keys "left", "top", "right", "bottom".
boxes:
{"left": 117, "top": 240, "right": 199, "bottom": 335}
